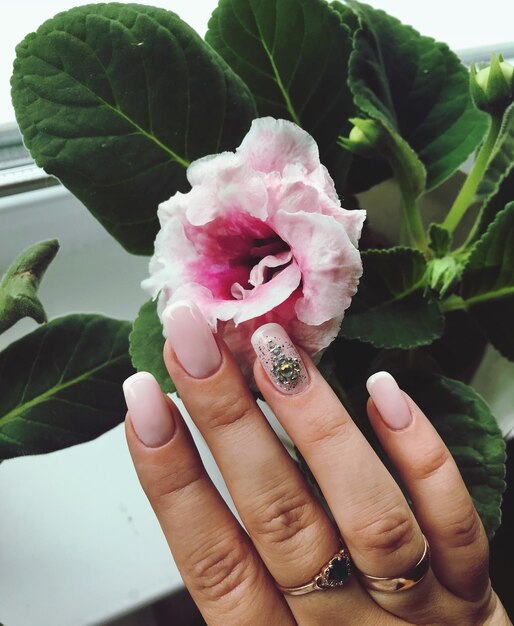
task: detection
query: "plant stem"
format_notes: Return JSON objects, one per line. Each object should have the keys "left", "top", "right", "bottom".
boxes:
{"left": 394, "top": 167, "right": 430, "bottom": 256}
{"left": 442, "top": 116, "right": 502, "bottom": 234}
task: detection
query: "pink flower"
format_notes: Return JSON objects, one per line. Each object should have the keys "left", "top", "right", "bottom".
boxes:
{"left": 143, "top": 118, "right": 366, "bottom": 383}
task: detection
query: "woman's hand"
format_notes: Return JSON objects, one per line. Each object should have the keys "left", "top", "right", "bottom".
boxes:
{"left": 123, "top": 301, "right": 510, "bottom": 625}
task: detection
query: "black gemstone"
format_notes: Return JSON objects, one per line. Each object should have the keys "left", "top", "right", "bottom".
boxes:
{"left": 326, "top": 558, "right": 350, "bottom": 584}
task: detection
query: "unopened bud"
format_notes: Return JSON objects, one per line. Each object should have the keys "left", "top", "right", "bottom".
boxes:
{"left": 339, "top": 118, "right": 384, "bottom": 156}
{"left": 470, "top": 53, "right": 514, "bottom": 114}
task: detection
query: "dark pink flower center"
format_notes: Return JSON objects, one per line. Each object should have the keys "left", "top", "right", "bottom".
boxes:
{"left": 185, "top": 211, "right": 291, "bottom": 300}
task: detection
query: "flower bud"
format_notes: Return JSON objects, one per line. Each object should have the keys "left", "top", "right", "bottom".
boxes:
{"left": 339, "top": 118, "right": 384, "bottom": 156}
{"left": 427, "top": 257, "right": 459, "bottom": 298}
{"left": 470, "top": 53, "right": 514, "bottom": 115}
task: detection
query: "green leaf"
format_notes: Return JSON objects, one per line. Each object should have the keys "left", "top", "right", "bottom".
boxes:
{"left": 0, "top": 239, "right": 59, "bottom": 334}
{"left": 340, "top": 247, "right": 444, "bottom": 348}
{"left": 471, "top": 102, "right": 514, "bottom": 242}
{"left": 330, "top": 1, "right": 359, "bottom": 32}
{"left": 428, "top": 223, "right": 452, "bottom": 258}
{"left": 205, "top": 0, "right": 355, "bottom": 168}
{"left": 0, "top": 314, "right": 134, "bottom": 460}
{"left": 11, "top": 3, "right": 257, "bottom": 255}
{"left": 130, "top": 299, "right": 174, "bottom": 394}
{"left": 397, "top": 370, "right": 506, "bottom": 539}
{"left": 345, "top": 0, "right": 488, "bottom": 194}
{"left": 459, "top": 202, "right": 514, "bottom": 360}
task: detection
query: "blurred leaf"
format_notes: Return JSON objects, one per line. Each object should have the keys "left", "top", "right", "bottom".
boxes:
{"left": 426, "top": 310, "right": 487, "bottom": 383}
{"left": 205, "top": 0, "right": 355, "bottom": 171}
{"left": 340, "top": 247, "right": 444, "bottom": 348}
{"left": 130, "top": 299, "right": 175, "bottom": 393}
{"left": 471, "top": 102, "right": 514, "bottom": 242}
{"left": 11, "top": 3, "right": 256, "bottom": 255}
{"left": 0, "top": 314, "right": 134, "bottom": 460}
{"left": 460, "top": 202, "right": 514, "bottom": 360}
{"left": 428, "top": 223, "right": 452, "bottom": 258}
{"left": 345, "top": 0, "right": 488, "bottom": 194}
{"left": 0, "top": 239, "right": 59, "bottom": 334}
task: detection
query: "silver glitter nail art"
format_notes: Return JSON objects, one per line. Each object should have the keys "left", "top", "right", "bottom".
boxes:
{"left": 253, "top": 327, "right": 308, "bottom": 394}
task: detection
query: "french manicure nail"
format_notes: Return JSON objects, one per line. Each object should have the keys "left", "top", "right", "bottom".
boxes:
{"left": 123, "top": 372, "right": 176, "bottom": 447}
{"left": 164, "top": 300, "right": 221, "bottom": 378}
{"left": 366, "top": 371, "right": 412, "bottom": 430}
{"left": 251, "top": 323, "right": 309, "bottom": 395}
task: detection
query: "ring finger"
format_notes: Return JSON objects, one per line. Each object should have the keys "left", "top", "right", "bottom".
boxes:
{"left": 251, "top": 323, "right": 445, "bottom": 619}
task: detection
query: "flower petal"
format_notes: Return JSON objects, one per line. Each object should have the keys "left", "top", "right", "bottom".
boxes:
{"left": 238, "top": 117, "right": 320, "bottom": 174}
{"left": 232, "top": 261, "right": 301, "bottom": 324}
{"left": 249, "top": 250, "right": 293, "bottom": 287}
{"left": 274, "top": 209, "right": 364, "bottom": 325}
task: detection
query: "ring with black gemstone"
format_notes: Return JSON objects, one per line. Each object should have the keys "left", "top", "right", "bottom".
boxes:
{"left": 275, "top": 545, "right": 352, "bottom": 596}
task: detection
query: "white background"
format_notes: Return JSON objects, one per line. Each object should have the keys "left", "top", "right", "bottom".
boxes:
{"left": 1, "top": 2, "right": 514, "bottom": 626}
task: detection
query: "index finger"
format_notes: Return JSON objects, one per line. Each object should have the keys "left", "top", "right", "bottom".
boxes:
{"left": 123, "top": 372, "right": 294, "bottom": 626}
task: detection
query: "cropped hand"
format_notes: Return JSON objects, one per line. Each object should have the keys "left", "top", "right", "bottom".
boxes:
{"left": 124, "top": 301, "right": 510, "bottom": 625}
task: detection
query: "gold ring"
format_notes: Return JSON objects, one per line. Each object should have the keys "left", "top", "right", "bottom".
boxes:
{"left": 358, "top": 535, "right": 430, "bottom": 593}
{"left": 275, "top": 545, "right": 352, "bottom": 596}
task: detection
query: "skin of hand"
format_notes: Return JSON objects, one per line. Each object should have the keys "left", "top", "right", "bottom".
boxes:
{"left": 123, "top": 301, "right": 511, "bottom": 626}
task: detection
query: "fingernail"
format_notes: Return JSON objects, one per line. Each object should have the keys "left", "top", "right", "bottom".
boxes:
{"left": 366, "top": 371, "right": 412, "bottom": 430}
{"left": 251, "top": 323, "right": 309, "bottom": 395}
{"left": 123, "top": 372, "right": 176, "bottom": 447}
{"left": 164, "top": 300, "right": 221, "bottom": 378}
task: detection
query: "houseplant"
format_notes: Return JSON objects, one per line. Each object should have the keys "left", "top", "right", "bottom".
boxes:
{"left": 1, "top": 0, "right": 512, "bottom": 542}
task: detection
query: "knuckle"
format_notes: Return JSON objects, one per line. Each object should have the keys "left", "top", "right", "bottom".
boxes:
{"left": 352, "top": 502, "right": 416, "bottom": 556}
{"left": 146, "top": 459, "right": 205, "bottom": 503}
{"left": 300, "top": 409, "right": 352, "bottom": 448}
{"left": 443, "top": 507, "right": 485, "bottom": 550}
{"left": 410, "top": 444, "right": 450, "bottom": 481}
{"left": 250, "top": 485, "right": 319, "bottom": 547}
{"left": 206, "top": 392, "right": 256, "bottom": 432}
{"left": 188, "top": 534, "right": 257, "bottom": 604}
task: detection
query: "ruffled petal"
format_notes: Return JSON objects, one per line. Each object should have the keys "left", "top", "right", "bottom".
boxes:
{"left": 238, "top": 117, "right": 320, "bottom": 175}
{"left": 232, "top": 261, "right": 301, "bottom": 324}
{"left": 274, "top": 209, "right": 363, "bottom": 325}
{"left": 249, "top": 250, "right": 292, "bottom": 287}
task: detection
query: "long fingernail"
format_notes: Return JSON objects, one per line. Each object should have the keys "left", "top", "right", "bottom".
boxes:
{"left": 164, "top": 300, "right": 221, "bottom": 378}
{"left": 123, "top": 372, "right": 176, "bottom": 447}
{"left": 251, "top": 323, "right": 309, "bottom": 395}
{"left": 366, "top": 371, "right": 412, "bottom": 430}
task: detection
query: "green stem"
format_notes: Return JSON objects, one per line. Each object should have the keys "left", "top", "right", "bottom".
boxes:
{"left": 441, "top": 284, "right": 514, "bottom": 313}
{"left": 442, "top": 116, "right": 502, "bottom": 234}
{"left": 394, "top": 166, "right": 430, "bottom": 256}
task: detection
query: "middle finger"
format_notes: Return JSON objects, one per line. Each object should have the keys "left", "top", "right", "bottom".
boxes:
{"left": 163, "top": 301, "right": 381, "bottom": 623}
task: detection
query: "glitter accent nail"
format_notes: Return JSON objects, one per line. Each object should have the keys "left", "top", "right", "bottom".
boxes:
{"left": 251, "top": 323, "right": 309, "bottom": 394}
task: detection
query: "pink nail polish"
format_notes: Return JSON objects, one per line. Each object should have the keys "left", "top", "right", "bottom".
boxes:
{"left": 123, "top": 372, "right": 176, "bottom": 447}
{"left": 164, "top": 300, "right": 221, "bottom": 379}
{"left": 366, "top": 371, "right": 412, "bottom": 430}
{"left": 251, "top": 323, "right": 309, "bottom": 395}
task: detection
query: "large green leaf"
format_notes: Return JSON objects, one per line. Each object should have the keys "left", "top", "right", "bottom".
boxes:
{"left": 340, "top": 247, "right": 444, "bottom": 348}
{"left": 0, "top": 314, "right": 134, "bottom": 460}
{"left": 11, "top": 3, "right": 257, "bottom": 255}
{"left": 459, "top": 202, "right": 514, "bottom": 360}
{"left": 345, "top": 0, "right": 488, "bottom": 194}
{"left": 0, "top": 239, "right": 59, "bottom": 334}
{"left": 471, "top": 102, "right": 514, "bottom": 242}
{"left": 397, "top": 371, "right": 506, "bottom": 539}
{"left": 205, "top": 0, "right": 355, "bottom": 169}
{"left": 129, "top": 299, "right": 175, "bottom": 394}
